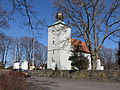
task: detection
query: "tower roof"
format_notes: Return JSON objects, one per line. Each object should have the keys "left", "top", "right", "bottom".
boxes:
{"left": 54, "top": 20, "right": 65, "bottom": 25}
{"left": 48, "top": 20, "right": 70, "bottom": 28}
{"left": 48, "top": 12, "right": 70, "bottom": 28}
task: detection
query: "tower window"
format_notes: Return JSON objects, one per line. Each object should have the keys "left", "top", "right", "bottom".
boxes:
{"left": 53, "top": 50, "right": 54, "bottom": 54}
{"left": 52, "top": 41, "right": 54, "bottom": 44}
{"left": 52, "top": 58, "right": 55, "bottom": 62}
{"left": 52, "top": 30, "right": 55, "bottom": 32}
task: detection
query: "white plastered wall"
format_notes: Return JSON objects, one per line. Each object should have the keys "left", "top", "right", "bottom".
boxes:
{"left": 47, "top": 24, "right": 72, "bottom": 70}
{"left": 82, "top": 53, "right": 92, "bottom": 70}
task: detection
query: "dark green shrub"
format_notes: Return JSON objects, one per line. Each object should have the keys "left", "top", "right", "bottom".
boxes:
{"left": 69, "top": 45, "right": 89, "bottom": 70}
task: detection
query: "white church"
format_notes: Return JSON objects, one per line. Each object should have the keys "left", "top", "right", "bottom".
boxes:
{"left": 47, "top": 12, "right": 104, "bottom": 70}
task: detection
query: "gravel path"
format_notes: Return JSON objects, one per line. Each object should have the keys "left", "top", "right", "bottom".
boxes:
{"left": 27, "top": 76, "right": 120, "bottom": 90}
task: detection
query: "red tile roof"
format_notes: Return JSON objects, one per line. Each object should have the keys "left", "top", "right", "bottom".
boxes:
{"left": 71, "top": 39, "right": 101, "bottom": 59}
{"left": 71, "top": 39, "right": 90, "bottom": 53}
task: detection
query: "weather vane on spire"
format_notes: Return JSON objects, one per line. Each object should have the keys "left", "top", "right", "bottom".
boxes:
{"left": 55, "top": 12, "right": 64, "bottom": 21}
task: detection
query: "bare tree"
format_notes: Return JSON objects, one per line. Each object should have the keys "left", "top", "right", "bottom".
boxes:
{"left": 0, "top": 3, "right": 9, "bottom": 28}
{"left": 0, "top": 0, "right": 46, "bottom": 36}
{"left": 5, "top": 36, "right": 47, "bottom": 67}
{"left": 12, "top": 38, "right": 23, "bottom": 62}
{"left": 99, "top": 47, "right": 116, "bottom": 70}
{"left": 54, "top": 0, "right": 120, "bottom": 69}
{"left": 20, "top": 37, "right": 47, "bottom": 66}
{"left": 0, "top": 1, "right": 47, "bottom": 65}
{"left": 8, "top": 0, "right": 41, "bottom": 29}
{"left": 0, "top": 33, "right": 12, "bottom": 66}
{"left": 34, "top": 44, "right": 47, "bottom": 66}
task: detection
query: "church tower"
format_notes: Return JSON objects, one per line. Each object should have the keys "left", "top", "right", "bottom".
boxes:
{"left": 47, "top": 12, "right": 71, "bottom": 70}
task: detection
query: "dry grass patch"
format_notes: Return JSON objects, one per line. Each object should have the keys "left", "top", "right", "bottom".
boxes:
{"left": 0, "top": 70, "right": 30, "bottom": 90}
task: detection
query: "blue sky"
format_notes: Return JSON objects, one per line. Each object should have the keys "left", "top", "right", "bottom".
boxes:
{"left": 1, "top": 0, "right": 57, "bottom": 46}
{"left": 1, "top": 0, "right": 118, "bottom": 48}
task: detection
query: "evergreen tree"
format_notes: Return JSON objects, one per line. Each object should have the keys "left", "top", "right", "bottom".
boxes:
{"left": 69, "top": 45, "right": 89, "bottom": 70}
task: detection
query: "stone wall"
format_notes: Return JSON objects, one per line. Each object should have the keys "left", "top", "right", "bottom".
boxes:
{"left": 0, "top": 70, "right": 120, "bottom": 82}
{"left": 30, "top": 70, "right": 120, "bottom": 82}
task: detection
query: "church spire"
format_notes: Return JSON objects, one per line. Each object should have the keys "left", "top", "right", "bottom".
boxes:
{"left": 55, "top": 12, "right": 64, "bottom": 21}
{"left": 54, "top": 12, "right": 65, "bottom": 25}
